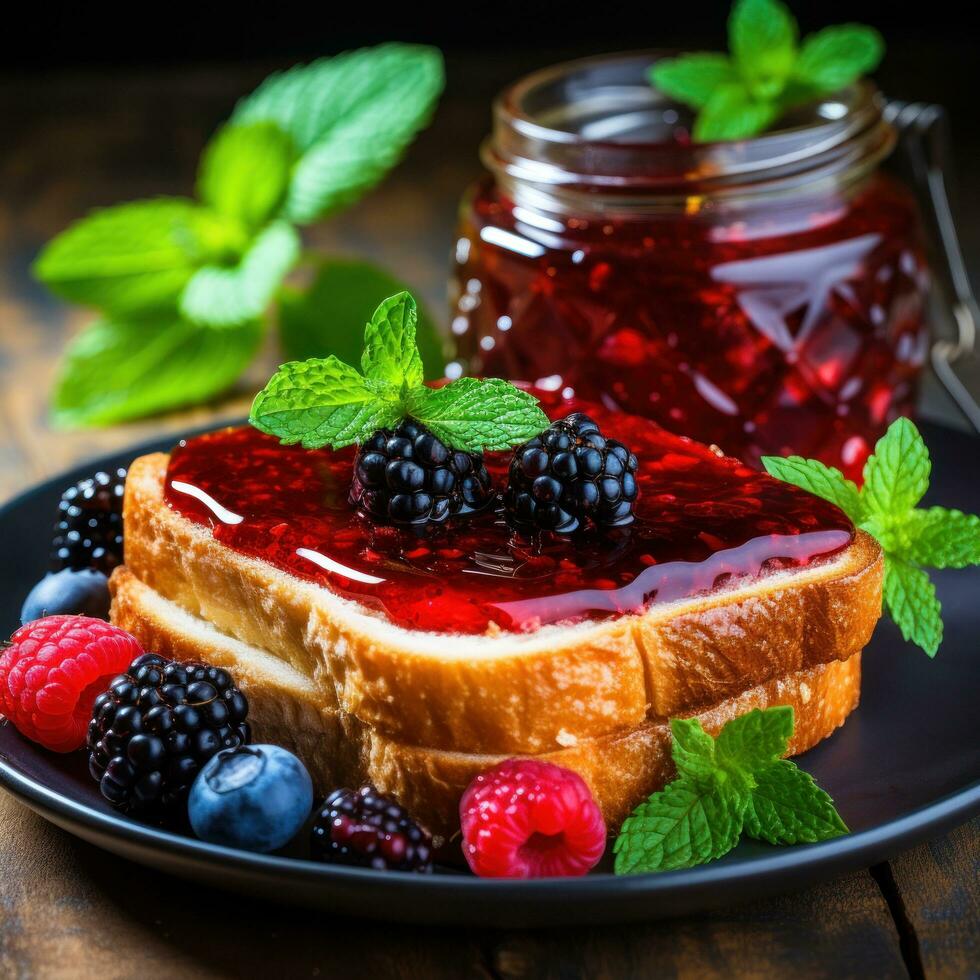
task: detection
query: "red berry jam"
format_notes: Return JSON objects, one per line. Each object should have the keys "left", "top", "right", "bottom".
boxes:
{"left": 449, "top": 55, "right": 929, "bottom": 481}
{"left": 453, "top": 176, "right": 926, "bottom": 481}
{"left": 164, "top": 392, "right": 853, "bottom": 636}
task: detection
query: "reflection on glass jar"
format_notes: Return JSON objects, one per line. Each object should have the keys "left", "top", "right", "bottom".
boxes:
{"left": 450, "top": 53, "right": 929, "bottom": 480}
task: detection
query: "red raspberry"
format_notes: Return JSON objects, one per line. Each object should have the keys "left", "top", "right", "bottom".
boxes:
{"left": 0, "top": 616, "right": 142, "bottom": 752}
{"left": 459, "top": 759, "right": 606, "bottom": 878}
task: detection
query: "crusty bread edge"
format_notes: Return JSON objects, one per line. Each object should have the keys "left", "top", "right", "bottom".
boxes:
{"left": 123, "top": 452, "right": 881, "bottom": 755}
{"left": 111, "top": 569, "right": 862, "bottom": 838}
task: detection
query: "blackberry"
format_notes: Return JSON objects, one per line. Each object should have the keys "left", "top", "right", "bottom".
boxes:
{"left": 311, "top": 784, "right": 433, "bottom": 873}
{"left": 350, "top": 419, "right": 494, "bottom": 527}
{"left": 51, "top": 469, "right": 127, "bottom": 575}
{"left": 505, "top": 413, "right": 639, "bottom": 533}
{"left": 87, "top": 653, "right": 250, "bottom": 816}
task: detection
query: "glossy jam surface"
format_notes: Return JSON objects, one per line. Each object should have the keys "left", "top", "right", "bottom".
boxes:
{"left": 451, "top": 174, "right": 928, "bottom": 480}
{"left": 164, "top": 394, "right": 853, "bottom": 636}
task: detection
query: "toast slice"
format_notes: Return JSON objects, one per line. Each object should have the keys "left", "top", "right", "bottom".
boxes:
{"left": 122, "top": 451, "right": 882, "bottom": 755}
{"left": 110, "top": 568, "right": 861, "bottom": 837}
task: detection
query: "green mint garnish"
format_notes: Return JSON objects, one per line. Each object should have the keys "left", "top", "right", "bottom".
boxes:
{"left": 34, "top": 43, "right": 445, "bottom": 429}
{"left": 33, "top": 199, "right": 246, "bottom": 318}
{"left": 650, "top": 0, "right": 884, "bottom": 142}
{"left": 180, "top": 221, "right": 301, "bottom": 329}
{"left": 614, "top": 706, "right": 847, "bottom": 875}
{"left": 250, "top": 291, "right": 549, "bottom": 453}
{"left": 53, "top": 316, "right": 262, "bottom": 429}
{"left": 763, "top": 418, "right": 980, "bottom": 657}
{"left": 232, "top": 43, "right": 444, "bottom": 224}
{"left": 197, "top": 121, "right": 297, "bottom": 231}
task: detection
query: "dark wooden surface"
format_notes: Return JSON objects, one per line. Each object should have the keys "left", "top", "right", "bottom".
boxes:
{"left": 1, "top": 55, "right": 978, "bottom": 979}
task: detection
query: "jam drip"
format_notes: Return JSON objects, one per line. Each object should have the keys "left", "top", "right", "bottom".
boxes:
{"left": 164, "top": 393, "right": 853, "bottom": 636}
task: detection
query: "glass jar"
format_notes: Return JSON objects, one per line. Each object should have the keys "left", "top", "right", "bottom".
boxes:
{"left": 450, "top": 52, "right": 929, "bottom": 479}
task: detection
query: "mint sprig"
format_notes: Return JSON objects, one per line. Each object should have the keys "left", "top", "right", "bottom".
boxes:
{"left": 650, "top": 0, "right": 884, "bottom": 142}
{"left": 34, "top": 199, "right": 246, "bottom": 318}
{"left": 250, "top": 291, "right": 548, "bottom": 453}
{"left": 52, "top": 316, "right": 262, "bottom": 428}
{"left": 614, "top": 706, "right": 847, "bottom": 875}
{"left": 232, "top": 43, "right": 444, "bottom": 223}
{"left": 763, "top": 418, "right": 980, "bottom": 656}
{"left": 197, "top": 121, "right": 297, "bottom": 231}
{"left": 34, "top": 43, "right": 445, "bottom": 428}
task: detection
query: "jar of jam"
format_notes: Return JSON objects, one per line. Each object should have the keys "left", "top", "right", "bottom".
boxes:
{"left": 450, "top": 53, "right": 930, "bottom": 479}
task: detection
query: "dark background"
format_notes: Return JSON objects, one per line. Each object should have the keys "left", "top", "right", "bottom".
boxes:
{"left": 5, "top": 0, "right": 976, "bottom": 210}
{"left": 2, "top": 2, "right": 975, "bottom": 68}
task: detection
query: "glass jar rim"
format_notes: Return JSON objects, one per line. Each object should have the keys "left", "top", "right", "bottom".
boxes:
{"left": 483, "top": 50, "right": 896, "bottom": 212}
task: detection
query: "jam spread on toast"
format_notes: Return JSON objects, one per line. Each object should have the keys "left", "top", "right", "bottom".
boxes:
{"left": 165, "top": 393, "right": 853, "bottom": 635}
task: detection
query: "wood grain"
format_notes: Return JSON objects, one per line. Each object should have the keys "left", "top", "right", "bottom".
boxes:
{"left": 486, "top": 872, "right": 909, "bottom": 979}
{"left": 0, "top": 794, "right": 486, "bottom": 980}
{"left": 887, "top": 817, "right": 980, "bottom": 980}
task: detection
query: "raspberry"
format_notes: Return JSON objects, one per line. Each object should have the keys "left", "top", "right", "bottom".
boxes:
{"left": 350, "top": 419, "right": 494, "bottom": 527}
{"left": 51, "top": 469, "right": 127, "bottom": 574}
{"left": 0, "top": 616, "right": 143, "bottom": 752}
{"left": 459, "top": 759, "right": 606, "bottom": 878}
{"left": 504, "top": 413, "right": 639, "bottom": 534}
{"left": 311, "top": 784, "right": 433, "bottom": 872}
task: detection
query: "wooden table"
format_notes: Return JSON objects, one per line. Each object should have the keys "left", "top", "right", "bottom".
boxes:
{"left": 1, "top": 57, "right": 977, "bottom": 979}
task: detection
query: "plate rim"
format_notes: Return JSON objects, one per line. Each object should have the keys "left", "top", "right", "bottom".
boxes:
{"left": 1, "top": 422, "right": 979, "bottom": 908}
{"left": 2, "top": 741, "right": 978, "bottom": 899}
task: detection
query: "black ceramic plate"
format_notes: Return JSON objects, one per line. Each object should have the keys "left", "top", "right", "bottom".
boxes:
{"left": 1, "top": 423, "right": 978, "bottom": 927}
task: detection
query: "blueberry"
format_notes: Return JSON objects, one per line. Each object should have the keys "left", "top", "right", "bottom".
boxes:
{"left": 20, "top": 568, "right": 110, "bottom": 624}
{"left": 188, "top": 744, "right": 313, "bottom": 853}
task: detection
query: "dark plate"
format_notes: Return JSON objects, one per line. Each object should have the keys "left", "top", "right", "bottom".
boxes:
{"left": 1, "top": 422, "right": 978, "bottom": 927}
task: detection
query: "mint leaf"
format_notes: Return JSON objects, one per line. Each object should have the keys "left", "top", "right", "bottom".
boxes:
{"left": 744, "top": 760, "right": 848, "bottom": 844}
{"left": 233, "top": 44, "right": 444, "bottom": 223}
{"left": 694, "top": 83, "right": 779, "bottom": 142}
{"left": 884, "top": 556, "right": 943, "bottom": 657}
{"left": 53, "top": 316, "right": 261, "bottom": 428}
{"left": 256, "top": 290, "right": 545, "bottom": 453}
{"left": 764, "top": 417, "right": 974, "bottom": 657}
{"left": 279, "top": 257, "right": 443, "bottom": 376}
{"left": 180, "top": 221, "right": 300, "bottom": 328}
{"left": 197, "top": 121, "right": 296, "bottom": 230}
{"left": 795, "top": 25, "right": 884, "bottom": 92}
{"left": 249, "top": 356, "right": 400, "bottom": 450}
{"left": 617, "top": 705, "right": 850, "bottom": 873}
{"left": 903, "top": 507, "right": 980, "bottom": 569}
{"left": 652, "top": 2, "right": 884, "bottom": 144}
{"left": 34, "top": 199, "right": 243, "bottom": 317}
{"left": 729, "top": 0, "right": 797, "bottom": 99}
{"left": 649, "top": 54, "right": 737, "bottom": 109}
{"left": 715, "top": 706, "right": 794, "bottom": 773}
{"left": 761, "top": 455, "right": 862, "bottom": 520}
{"left": 669, "top": 717, "right": 718, "bottom": 781}
{"left": 361, "top": 292, "right": 423, "bottom": 390}
{"left": 614, "top": 776, "right": 744, "bottom": 874}
{"left": 862, "top": 417, "right": 931, "bottom": 518}
{"left": 407, "top": 379, "right": 549, "bottom": 453}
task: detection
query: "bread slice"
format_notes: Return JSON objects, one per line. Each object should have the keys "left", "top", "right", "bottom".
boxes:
{"left": 110, "top": 568, "right": 861, "bottom": 838}
{"left": 121, "top": 452, "right": 882, "bottom": 756}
